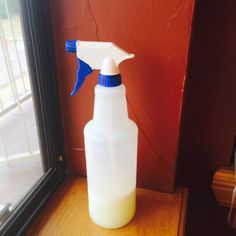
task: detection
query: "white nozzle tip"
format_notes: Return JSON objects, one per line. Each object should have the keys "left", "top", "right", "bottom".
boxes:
{"left": 100, "top": 57, "right": 120, "bottom": 75}
{"left": 128, "top": 54, "right": 135, "bottom": 59}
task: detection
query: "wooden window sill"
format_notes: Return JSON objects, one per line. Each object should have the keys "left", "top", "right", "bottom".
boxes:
{"left": 26, "top": 176, "right": 188, "bottom": 236}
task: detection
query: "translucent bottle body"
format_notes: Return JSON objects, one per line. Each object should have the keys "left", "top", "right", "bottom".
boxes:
{"left": 84, "top": 84, "right": 138, "bottom": 228}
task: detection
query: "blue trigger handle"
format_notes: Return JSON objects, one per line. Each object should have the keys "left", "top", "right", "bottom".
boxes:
{"left": 65, "top": 40, "right": 76, "bottom": 53}
{"left": 65, "top": 40, "right": 93, "bottom": 96}
{"left": 70, "top": 59, "right": 93, "bottom": 96}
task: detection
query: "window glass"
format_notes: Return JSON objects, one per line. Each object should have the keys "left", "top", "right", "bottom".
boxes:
{"left": 0, "top": 0, "right": 44, "bottom": 225}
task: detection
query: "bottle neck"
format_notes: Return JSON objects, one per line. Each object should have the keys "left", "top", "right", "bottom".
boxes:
{"left": 93, "top": 85, "right": 128, "bottom": 129}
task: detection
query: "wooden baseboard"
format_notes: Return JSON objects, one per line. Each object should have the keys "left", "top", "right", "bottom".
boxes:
{"left": 212, "top": 168, "right": 236, "bottom": 207}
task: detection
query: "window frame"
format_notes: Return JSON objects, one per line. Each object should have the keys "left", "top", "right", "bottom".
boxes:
{"left": 0, "top": 0, "right": 66, "bottom": 235}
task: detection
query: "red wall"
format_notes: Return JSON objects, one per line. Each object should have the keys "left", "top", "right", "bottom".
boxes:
{"left": 50, "top": 0, "right": 194, "bottom": 192}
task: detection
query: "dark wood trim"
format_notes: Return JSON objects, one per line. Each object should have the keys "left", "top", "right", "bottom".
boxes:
{"left": 0, "top": 0, "right": 66, "bottom": 235}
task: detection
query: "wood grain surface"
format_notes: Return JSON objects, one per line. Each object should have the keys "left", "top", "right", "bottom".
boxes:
{"left": 212, "top": 168, "right": 236, "bottom": 207}
{"left": 26, "top": 176, "right": 188, "bottom": 236}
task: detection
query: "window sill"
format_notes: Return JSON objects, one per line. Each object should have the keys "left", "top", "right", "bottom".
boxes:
{"left": 26, "top": 176, "right": 188, "bottom": 236}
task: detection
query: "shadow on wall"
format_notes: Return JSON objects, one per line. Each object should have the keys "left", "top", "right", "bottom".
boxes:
{"left": 178, "top": 0, "right": 236, "bottom": 200}
{"left": 178, "top": 0, "right": 236, "bottom": 235}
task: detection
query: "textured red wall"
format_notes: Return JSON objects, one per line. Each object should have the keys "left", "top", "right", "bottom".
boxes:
{"left": 50, "top": 0, "right": 194, "bottom": 192}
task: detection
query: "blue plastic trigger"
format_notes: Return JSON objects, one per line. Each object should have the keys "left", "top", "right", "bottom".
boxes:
{"left": 70, "top": 59, "right": 93, "bottom": 96}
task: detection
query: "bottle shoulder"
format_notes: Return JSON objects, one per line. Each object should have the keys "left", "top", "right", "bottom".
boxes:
{"left": 84, "top": 119, "right": 138, "bottom": 143}
{"left": 84, "top": 119, "right": 137, "bottom": 132}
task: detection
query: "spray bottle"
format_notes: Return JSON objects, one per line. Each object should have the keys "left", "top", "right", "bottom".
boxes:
{"left": 65, "top": 40, "right": 138, "bottom": 228}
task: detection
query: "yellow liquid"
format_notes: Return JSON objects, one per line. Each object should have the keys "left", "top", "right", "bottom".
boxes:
{"left": 88, "top": 190, "right": 136, "bottom": 229}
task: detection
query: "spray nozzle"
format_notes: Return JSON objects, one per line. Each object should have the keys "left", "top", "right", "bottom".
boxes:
{"left": 65, "top": 40, "right": 134, "bottom": 95}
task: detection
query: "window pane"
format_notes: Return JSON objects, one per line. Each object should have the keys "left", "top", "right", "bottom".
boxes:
{"left": 0, "top": 0, "right": 44, "bottom": 225}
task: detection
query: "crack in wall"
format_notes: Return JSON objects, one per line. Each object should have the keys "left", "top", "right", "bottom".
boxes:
{"left": 127, "top": 97, "right": 173, "bottom": 172}
{"left": 85, "top": 0, "right": 100, "bottom": 40}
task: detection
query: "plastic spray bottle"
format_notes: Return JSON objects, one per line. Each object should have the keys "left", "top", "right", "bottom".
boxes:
{"left": 65, "top": 41, "right": 138, "bottom": 228}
